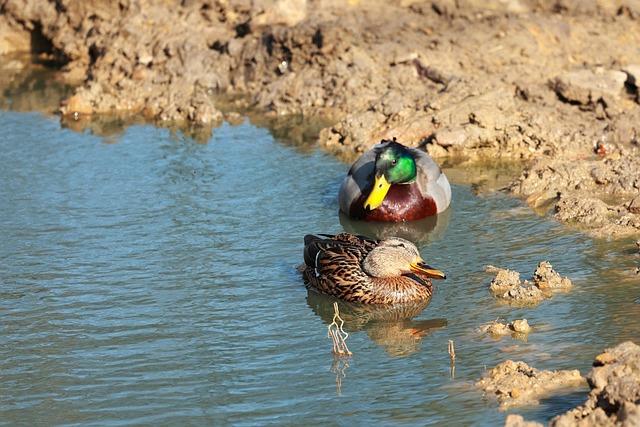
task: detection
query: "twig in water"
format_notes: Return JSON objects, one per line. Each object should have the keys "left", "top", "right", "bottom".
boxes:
{"left": 328, "top": 302, "right": 352, "bottom": 356}
{"left": 448, "top": 339, "right": 456, "bottom": 378}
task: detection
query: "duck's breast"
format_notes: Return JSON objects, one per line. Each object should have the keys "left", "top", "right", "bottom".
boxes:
{"left": 361, "top": 183, "right": 437, "bottom": 222}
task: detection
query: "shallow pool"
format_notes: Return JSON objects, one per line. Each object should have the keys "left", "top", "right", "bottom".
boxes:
{"left": 1, "top": 110, "right": 638, "bottom": 425}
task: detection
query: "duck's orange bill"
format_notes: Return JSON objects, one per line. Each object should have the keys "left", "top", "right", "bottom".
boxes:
{"left": 410, "top": 261, "right": 446, "bottom": 280}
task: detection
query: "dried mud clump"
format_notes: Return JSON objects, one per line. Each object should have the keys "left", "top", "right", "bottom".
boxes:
{"left": 532, "top": 262, "right": 572, "bottom": 291}
{"left": 479, "top": 319, "right": 531, "bottom": 339}
{"left": 504, "top": 414, "right": 544, "bottom": 427}
{"left": 508, "top": 341, "right": 640, "bottom": 427}
{"left": 487, "top": 262, "right": 572, "bottom": 305}
{"left": 549, "top": 341, "right": 640, "bottom": 427}
{"left": 552, "top": 68, "right": 628, "bottom": 111}
{"left": 477, "top": 360, "right": 585, "bottom": 410}
{"left": 513, "top": 152, "right": 640, "bottom": 239}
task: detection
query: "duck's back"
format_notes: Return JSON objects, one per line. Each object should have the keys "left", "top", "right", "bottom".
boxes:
{"left": 302, "top": 234, "right": 375, "bottom": 302}
{"left": 301, "top": 233, "right": 434, "bottom": 304}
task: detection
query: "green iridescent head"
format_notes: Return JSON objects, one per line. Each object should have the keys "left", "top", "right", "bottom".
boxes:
{"left": 364, "top": 140, "right": 417, "bottom": 211}
{"left": 375, "top": 141, "right": 417, "bottom": 184}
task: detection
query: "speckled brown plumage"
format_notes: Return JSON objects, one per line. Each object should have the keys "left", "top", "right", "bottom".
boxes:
{"left": 301, "top": 233, "right": 435, "bottom": 304}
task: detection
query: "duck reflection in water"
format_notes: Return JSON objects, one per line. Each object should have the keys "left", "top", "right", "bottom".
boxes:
{"left": 338, "top": 205, "right": 451, "bottom": 246}
{"left": 306, "top": 291, "right": 447, "bottom": 358}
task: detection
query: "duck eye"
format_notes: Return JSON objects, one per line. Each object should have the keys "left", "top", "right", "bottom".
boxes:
{"left": 391, "top": 159, "right": 397, "bottom": 166}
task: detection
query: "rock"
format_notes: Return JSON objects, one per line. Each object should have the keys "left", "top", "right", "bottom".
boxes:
{"left": 511, "top": 319, "right": 531, "bottom": 334}
{"left": 252, "top": 0, "right": 307, "bottom": 27}
{"left": 61, "top": 94, "right": 93, "bottom": 115}
{"left": 555, "top": 196, "right": 610, "bottom": 227}
{"left": 623, "top": 64, "right": 640, "bottom": 88}
{"left": 432, "top": 128, "right": 468, "bottom": 148}
{"left": 477, "top": 360, "right": 585, "bottom": 409}
{"left": 137, "top": 52, "right": 153, "bottom": 66}
{"left": 554, "top": 194, "right": 640, "bottom": 238}
{"left": 489, "top": 268, "right": 545, "bottom": 305}
{"left": 479, "top": 319, "right": 531, "bottom": 337}
{"left": 628, "top": 195, "right": 640, "bottom": 214}
{"left": 489, "top": 267, "right": 522, "bottom": 293}
{"left": 553, "top": 68, "right": 627, "bottom": 106}
{"left": 532, "top": 261, "right": 572, "bottom": 290}
{"left": 2, "top": 59, "right": 24, "bottom": 71}
{"left": 480, "top": 320, "right": 512, "bottom": 336}
{"left": 487, "top": 263, "right": 571, "bottom": 305}
{"left": 550, "top": 342, "right": 640, "bottom": 426}
{"left": 504, "top": 414, "right": 544, "bottom": 427}
{"left": 0, "top": 17, "right": 30, "bottom": 55}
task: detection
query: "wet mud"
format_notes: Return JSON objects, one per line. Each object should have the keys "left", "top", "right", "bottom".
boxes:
{"left": 508, "top": 341, "right": 640, "bottom": 427}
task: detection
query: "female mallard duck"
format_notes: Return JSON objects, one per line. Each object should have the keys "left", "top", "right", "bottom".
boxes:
{"left": 339, "top": 139, "right": 451, "bottom": 222}
{"left": 301, "top": 233, "right": 446, "bottom": 304}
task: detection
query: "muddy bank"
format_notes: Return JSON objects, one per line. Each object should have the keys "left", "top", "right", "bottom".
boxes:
{"left": 507, "top": 341, "right": 640, "bottom": 427}
{"left": 487, "top": 262, "right": 572, "bottom": 305}
{"left": 1, "top": 0, "right": 640, "bottom": 236}
{"left": 477, "top": 359, "right": 585, "bottom": 410}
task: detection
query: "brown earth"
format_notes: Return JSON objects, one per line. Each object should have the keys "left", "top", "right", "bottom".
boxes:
{"left": 1, "top": 0, "right": 640, "bottom": 237}
{"left": 506, "top": 341, "right": 640, "bottom": 427}
{"left": 479, "top": 318, "right": 532, "bottom": 339}
{"left": 486, "top": 262, "right": 572, "bottom": 305}
{"left": 476, "top": 359, "right": 586, "bottom": 410}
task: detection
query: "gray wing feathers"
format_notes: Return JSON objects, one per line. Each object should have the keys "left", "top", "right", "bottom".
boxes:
{"left": 411, "top": 147, "right": 451, "bottom": 213}
{"left": 430, "top": 173, "right": 452, "bottom": 213}
{"left": 338, "top": 146, "right": 379, "bottom": 214}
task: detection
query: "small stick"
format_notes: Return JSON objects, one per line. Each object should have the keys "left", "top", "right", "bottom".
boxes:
{"left": 328, "top": 302, "right": 352, "bottom": 356}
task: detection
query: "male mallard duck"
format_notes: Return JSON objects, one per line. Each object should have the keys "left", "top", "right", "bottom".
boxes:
{"left": 301, "top": 233, "right": 446, "bottom": 304}
{"left": 338, "top": 139, "right": 451, "bottom": 222}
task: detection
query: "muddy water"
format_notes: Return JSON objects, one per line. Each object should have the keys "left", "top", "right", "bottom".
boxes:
{"left": 1, "top": 110, "right": 639, "bottom": 426}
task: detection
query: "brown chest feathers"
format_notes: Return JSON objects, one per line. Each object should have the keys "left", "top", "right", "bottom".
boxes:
{"left": 350, "top": 182, "right": 437, "bottom": 222}
{"left": 303, "top": 265, "right": 434, "bottom": 304}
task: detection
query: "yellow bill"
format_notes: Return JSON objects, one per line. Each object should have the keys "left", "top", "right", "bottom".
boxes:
{"left": 410, "top": 260, "right": 446, "bottom": 279}
{"left": 364, "top": 174, "right": 391, "bottom": 210}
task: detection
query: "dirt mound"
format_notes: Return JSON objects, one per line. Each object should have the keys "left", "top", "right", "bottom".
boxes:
{"left": 479, "top": 319, "right": 532, "bottom": 339}
{"left": 1, "top": 0, "right": 640, "bottom": 236}
{"left": 507, "top": 341, "right": 640, "bottom": 426}
{"left": 550, "top": 341, "right": 640, "bottom": 427}
{"left": 487, "top": 262, "right": 572, "bottom": 305}
{"left": 477, "top": 359, "right": 585, "bottom": 410}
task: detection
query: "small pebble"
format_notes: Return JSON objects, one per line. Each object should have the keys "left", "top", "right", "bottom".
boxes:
{"left": 511, "top": 319, "right": 531, "bottom": 333}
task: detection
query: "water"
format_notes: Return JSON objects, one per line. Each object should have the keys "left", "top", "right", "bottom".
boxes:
{"left": 1, "top": 110, "right": 639, "bottom": 426}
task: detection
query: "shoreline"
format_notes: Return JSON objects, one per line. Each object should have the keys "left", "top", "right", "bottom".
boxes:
{"left": 1, "top": 0, "right": 639, "bottom": 238}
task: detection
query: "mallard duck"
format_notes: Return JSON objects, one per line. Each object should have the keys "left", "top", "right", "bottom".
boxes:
{"left": 301, "top": 233, "right": 446, "bottom": 304}
{"left": 338, "top": 139, "right": 451, "bottom": 222}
